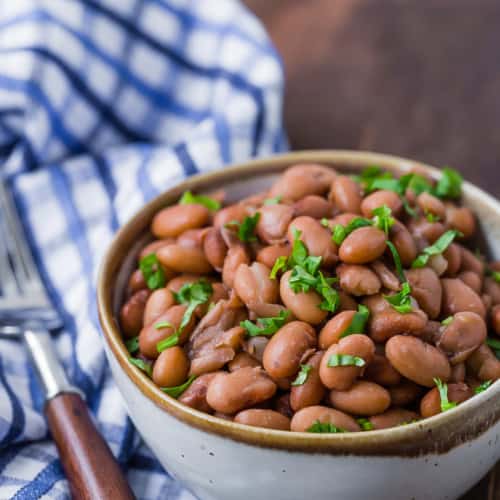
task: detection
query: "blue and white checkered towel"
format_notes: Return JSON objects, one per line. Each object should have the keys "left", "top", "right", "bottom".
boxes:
{"left": 0, "top": 1, "right": 285, "bottom": 497}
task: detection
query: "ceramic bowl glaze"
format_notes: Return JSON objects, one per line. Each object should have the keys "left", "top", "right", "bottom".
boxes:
{"left": 98, "top": 151, "right": 500, "bottom": 500}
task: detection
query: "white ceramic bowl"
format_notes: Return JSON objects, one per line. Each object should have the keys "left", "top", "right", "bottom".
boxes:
{"left": 98, "top": 151, "right": 500, "bottom": 500}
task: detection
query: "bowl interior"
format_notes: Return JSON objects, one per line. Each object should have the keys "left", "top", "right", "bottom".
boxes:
{"left": 99, "top": 150, "right": 500, "bottom": 454}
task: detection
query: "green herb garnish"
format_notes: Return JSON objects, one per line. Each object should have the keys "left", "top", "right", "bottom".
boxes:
{"left": 226, "top": 213, "right": 260, "bottom": 242}
{"left": 327, "top": 354, "right": 366, "bottom": 367}
{"left": 125, "top": 336, "right": 139, "bottom": 354}
{"left": 307, "top": 420, "right": 346, "bottom": 433}
{"left": 402, "top": 198, "right": 418, "bottom": 217}
{"left": 435, "top": 167, "right": 462, "bottom": 199}
{"left": 488, "top": 269, "right": 500, "bottom": 283}
{"left": 156, "top": 332, "right": 180, "bottom": 352}
{"left": 331, "top": 217, "right": 372, "bottom": 245}
{"left": 270, "top": 255, "right": 288, "bottom": 279}
{"left": 154, "top": 321, "right": 174, "bottom": 330}
{"left": 291, "top": 364, "right": 312, "bottom": 386}
{"left": 357, "top": 418, "right": 374, "bottom": 431}
{"left": 386, "top": 240, "right": 405, "bottom": 283}
{"left": 174, "top": 279, "right": 213, "bottom": 332}
{"left": 486, "top": 337, "right": 500, "bottom": 350}
{"left": 179, "top": 190, "right": 221, "bottom": 211}
{"left": 161, "top": 375, "right": 197, "bottom": 398}
{"left": 384, "top": 281, "right": 413, "bottom": 313}
{"left": 341, "top": 304, "right": 370, "bottom": 338}
{"left": 434, "top": 378, "right": 457, "bottom": 412}
{"left": 315, "top": 271, "right": 340, "bottom": 312}
{"left": 372, "top": 205, "right": 395, "bottom": 235}
{"left": 426, "top": 213, "right": 441, "bottom": 223}
{"left": 240, "top": 310, "right": 289, "bottom": 337}
{"left": 263, "top": 196, "right": 282, "bottom": 205}
{"left": 475, "top": 380, "right": 493, "bottom": 394}
{"left": 129, "top": 357, "right": 152, "bottom": 377}
{"left": 412, "top": 230, "right": 462, "bottom": 268}
{"left": 441, "top": 316, "right": 453, "bottom": 326}
{"left": 399, "top": 173, "right": 434, "bottom": 196}
{"left": 139, "top": 253, "right": 166, "bottom": 290}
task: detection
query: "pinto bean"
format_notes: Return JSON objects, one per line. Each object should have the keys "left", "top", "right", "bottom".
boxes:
{"left": 388, "top": 380, "right": 423, "bottom": 406}
{"left": 339, "top": 227, "right": 386, "bottom": 264}
{"left": 143, "top": 288, "right": 176, "bottom": 326}
{"left": 213, "top": 204, "right": 249, "bottom": 229}
{"left": 203, "top": 228, "right": 227, "bottom": 271}
{"left": 459, "top": 247, "right": 485, "bottom": 275}
{"left": 139, "top": 304, "right": 196, "bottom": 359}
{"left": 287, "top": 216, "right": 338, "bottom": 267}
{"left": 152, "top": 346, "right": 189, "bottom": 387}
{"left": 257, "top": 204, "right": 295, "bottom": 244}
{"left": 389, "top": 221, "right": 417, "bottom": 267}
{"left": 329, "top": 381, "right": 391, "bottom": 416}
{"left": 337, "top": 264, "right": 381, "bottom": 296}
{"left": 445, "top": 204, "right": 476, "bottom": 238}
{"left": 152, "top": 204, "right": 210, "bottom": 238}
{"left": 329, "top": 176, "right": 362, "bottom": 214}
{"left": 484, "top": 277, "right": 500, "bottom": 305}
{"left": 443, "top": 243, "right": 462, "bottom": 276}
{"left": 178, "top": 372, "right": 220, "bottom": 413}
{"left": 293, "top": 195, "right": 334, "bottom": 219}
{"left": 268, "top": 164, "right": 336, "bottom": 202}
{"left": 228, "top": 352, "right": 261, "bottom": 371}
{"left": 273, "top": 393, "right": 294, "bottom": 418}
{"left": 263, "top": 321, "right": 316, "bottom": 379}
{"left": 427, "top": 254, "right": 448, "bottom": 277}
{"left": 466, "top": 344, "right": 500, "bottom": 381}
{"left": 420, "top": 383, "right": 473, "bottom": 418}
{"left": 234, "top": 262, "right": 279, "bottom": 309}
{"left": 437, "top": 312, "right": 487, "bottom": 364}
{"left": 449, "top": 363, "right": 466, "bottom": 383}
{"left": 369, "top": 310, "right": 427, "bottom": 343}
{"left": 206, "top": 367, "right": 277, "bottom": 414}
{"left": 290, "top": 351, "right": 326, "bottom": 411}
{"left": 138, "top": 239, "right": 174, "bottom": 260}
{"left": 234, "top": 409, "right": 291, "bottom": 430}
{"left": 405, "top": 267, "right": 442, "bottom": 319}
{"left": 256, "top": 244, "right": 291, "bottom": 269}
{"left": 157, "top": 245, "right": 213, "bottom": 274}
{"left": 491, "top": 304, "right": 500, "bottom": 335}
{"left": 318, "top": 311, "right": 357, "bottom": 349}
{"left": 370, "top": 260, "right": 400, "bottom": 291}
{"left": 120, "top": 289, "right": 150, "bottom": 337}
{"left": 243, "top": 336, "right": 269, "bottom": 363}
{"left": 441, "top": 278, "right": 486, "bottom": 318}
{"left": 177, "top": 228, "right": 207, "bottom": 249}
{"left": 319, "top": 334, "right": 375, "bottom": 390}
{"left": 370, "top": 409, "right": 419, "bottom": 430}
{"left": 417, "top": 192, "right": 445, "bottom": 219}
{"left": 280, "top": 270, "right": 328, "bottom": 325}
{"left": 363, "top": 294, "right": 393, "bottom": 315}
{"left": 457, "top": 271, "right": 482, "bottom": 294}
{"left": 222, "top": 245, "right": 251, "bottom": 288}
{"left": 330, "top": 213, "right": 359, "bottom": 227}
{"left": 166, "top": 274, "right": 205, "bottom": 293}
{"left": 363, "top": 354, "right": 401, "bottom": 386}
{"left": 128, "top": 269, "right": 147, "bottom": 293}
{"left": 385, "top": 335, "right": 450, "bottom": 387}
{"left": 408, "top": 218, "right": 446, "bottom": 246}
{"left": 290, "top": 406, "right": 360, "bottom": 432}
{"left": 361, "top": 190, "right": 402, "bottom": 218}
{"left": 338, "top": 291, "right": 359, "bottom": 312}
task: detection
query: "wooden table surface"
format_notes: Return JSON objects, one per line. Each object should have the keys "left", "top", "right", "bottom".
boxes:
{"left": 244, "top": 1, "right": 499, "bottom": 498}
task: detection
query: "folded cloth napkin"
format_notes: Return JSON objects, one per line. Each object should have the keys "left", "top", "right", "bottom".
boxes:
{"left": 0, "top": 0, "right": 285, "bottom": 497}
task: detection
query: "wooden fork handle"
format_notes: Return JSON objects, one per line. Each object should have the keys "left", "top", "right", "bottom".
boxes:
{"left": 45, "top": 392, "right": 135, "bottom": 500}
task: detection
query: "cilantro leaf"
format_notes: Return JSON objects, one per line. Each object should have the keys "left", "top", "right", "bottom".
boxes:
{"left": 486, "top": 337, "right": 500, "bottom": 350}
{"left": 475, "top": 380, "right": 492, "bottom": 394}
{"left": 384, "top": 281, "right": 413, "bottom": 313}
{"left": 386, "top": 240, "right": 406, "bottom": 283}
{"left": 357, "top": 418, "right": 374, "bottom": 431}
{"left": 307, "top": 420, "right": 346, "bottom": 433}
{"left": 125, "top": 336, "right": 139, "bottom": 354}
{"left": 488, "top": 269, "right": 500, "bottom": 283}
{"left": 156, "top": 332, "right": 180, "bottom": 352}
{"left": 435, "top": 167, "right": 462, "bottom": 199}
{"left": 291, "top": 364, "right": 312, "bottom": 386}
{"left": 233, "top": 213, "right": 261, "bottom": 242}
{"left": 331, "top": 217, "right": 372, "bottom": 245}
{"left": 399, "top": 173, "right": 434, "bottom": 196}
{"left": 412, "top": 230, "right": 462, "bottom": 268}
{"left": 269, "top": 255, "right": 288, "bottom": 279}
{"left": 341, "top": 304, "right": 370, "bottom": 337}
{"left": 263, "top": 196, "right": 282, "bottom": 205}
{"left": 161, "top": 375, "right": 197, "bottom": 398}
{"left": 240, "top": 310, "right": 289, "bottom": 337}
{"left": 402, "top": 198, "right": 418, "bottom": 217}
{"left": 441, "top": 316, "right": 453, "bottom": 326}
{"left": 129, "top": 357, "right": 152, "bottom": 377}
{"left": 365, "top": 177, "right": 401, "bottom": 193}
{"left": 139, "top": 253, "right": 166, "bottom": 290}
{"left": 372, "top": 205, "right": 395, "bottom": 235}
{"left": 434, "top": 378, "right": 457, "bottom": 412}
{"left": 289, "top": 266, "right": 318, "bottom": 293}
{"left": 327, "top": 354, "right": 366, "bottom": 367}
{"left": 179, "top": 190, "right": 221, "bottom": 211}
{"left": 316, "top": 271, "right": 340, "bottom": 312}
{"left": 426, "top": 213, "right": 441, "bottom": 222}
{"left": 154, "top": 321, "right": 174, "bottom": 330}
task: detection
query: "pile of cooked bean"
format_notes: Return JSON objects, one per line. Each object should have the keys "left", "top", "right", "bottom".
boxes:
{"left": 120, "top": 163, "right": 500, "bottom": 433}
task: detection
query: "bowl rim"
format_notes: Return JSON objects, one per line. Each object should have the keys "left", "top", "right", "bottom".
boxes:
{"left": 97, "top": 149, "right": 500, "bottom": 456}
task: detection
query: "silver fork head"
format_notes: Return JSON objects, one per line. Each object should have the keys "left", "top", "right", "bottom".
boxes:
{"left": 0, "top": 180, "right": 63, "bottom": 335}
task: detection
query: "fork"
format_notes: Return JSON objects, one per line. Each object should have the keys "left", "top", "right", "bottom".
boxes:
{"left": 0, "top": 181, "right": 135, "bottom": 500}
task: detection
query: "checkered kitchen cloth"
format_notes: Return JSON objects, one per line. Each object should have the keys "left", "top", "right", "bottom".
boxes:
{"left": 0, "top": 0, "right": 286, "bottom": 498}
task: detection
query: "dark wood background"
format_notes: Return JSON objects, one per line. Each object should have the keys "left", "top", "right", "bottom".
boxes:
{"left": 244, "top": 1, "right": 500, "bottom": 498}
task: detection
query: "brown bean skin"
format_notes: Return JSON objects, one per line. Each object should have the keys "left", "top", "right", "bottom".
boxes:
{"left": 385, "top": 335, "right": 451, "bottom": 387}
{"left": 203, "top": 228, "right": 227, "bottom": 271}
{"left": 290, "top": 351, "right": 326, "bottom": 411}
{"left": 457, "top": 271, "right": 482, "bottom": 294}
{"left": 484, "top": 277, "right": 500, "bottom": 306}
{"left": 460, "top": 247, "right": 485, "bottom": 275}
{"left": 369, "top": 409, "right": 419, "bottom": 430}
{"left": 466, "top": 344, "right": 500, "bottom": 381}
{"left": 329, "top": 175, "right": 362, "bottom": 214}
{"left": 166, "top": 274, "right": 205, "bottom": 293}
{"left": 408, "top": 218, "right": 446, "bottom": 246}
{"left": 405, "top": 267, "right": 442, "bottom": 319}
{"left": 234, "top": 262, "right": 279, "bottom": 309}
{"left": 361, "top": 190, "right": 402, "bottom": 218}
{"left": 234, "top": 409, "right": 290, "bottom": 430}
{"left": 157, "top": 244, "right": 213, "bottom": 274}
{"left": 337, "top": 264, "right": 381, "bottom": 296}
{"left": 263, "top": 321, "right": 316, "bottom": 379}
{"left": 443, "top": 243, "right": 462, "bottom": 276}
{"left": 449, "top": 363, "right": 466, "bottom": 383}
{"left": 143, "top": 288, "right": 176, "bottom": 326}
{"left": 329, "top": 381, "right": 391, "bottom": 416}
{"left": 152, "top": 204, "right": 210, "bottom": 238}
{"left": 280, "top": 270, "right": 328, "bottom": 325}
{"left": 256, "top": 244, "right": 291, "bottom": 270}
{"left": 339, "top": 227, "right": 386, "bottom": 264}
{"left": 363, "top": 354, "right": 402, "bottom": 386}
{"left": 178, "top": 372, "right": 220, "bottom": 413}
{"left": 319, "top": 334, "right": 375, "bottom": 390}
{"left": 177, "top": 228, "right": 207, "bottom": 249}
{"left": 491, "top": 304, "right": 500, "bottom": 335}
{"left": 120, "top": 289, "right": 150, "bottom": 338}
{"left": 370, "top": 260, "right": 400, "bottom": 291}
{"left": 420, "top": 383, "right": 473, "bottom": 418}
{"left": 228, "top": 352, "right": 261, "bottom": 371}
{"left": 369, "top": 310, "right": 427, "bottom": 343}
{"left": 290, "top": 406, "right": 360, "bottom": 432}
{"left": 437, "top": 312, "right": 487, "bottom": 364}
{"left": 222, "top": 245, "right": 251, "bottom": 289}
{"left": 287, "top": 216, "right": 338, "bottom": 267}
{"left": 152, "top": 346, "right": 189, "bottom": 387}
{"left": 243, "top": 336, "right": 269, "bottom": 363}
{"left": 318, "top": 311, "right": 357, "bottom": 349}
{"left": 273, "top": 393, "right": 294, "bottom": 418}
{"left": 128, "top": 269, "right": 147, "bottom": 293}
{"left": 417, "top": 192, "right": 445, "bottom": 219}
{"left": 389, "top": 221, "right": 417, "bottom": 267}
{"left": 338, "top": 291, "right": 359, "bottom": 312}
{"left": 445, "top": 204, "right": 476, "bottom": 239}
{"left": 293, "top": 195, "right": 334, "bottom": 219}
{"left": 441, "top": 278, "right": 486, "bottom": 318}
{"left": 256, "top": 204, "right": 295, "bottom": 244}
{"left": 330, "top": 212, "right": 359, "bottom": 227}
{"left": 138, "top": 239, "right": 174, "bottom": 260}
{"left": 388, "top": 381, "right": 423, "bottom": 406}
{"left": 206, "top": 367, "right": 277, "bottom": 414}
{"left": 213, "top": 204, "right": 248, "bottom": 229}
{"left": 138, "top": 304, "right": 196, "bottom": 359}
